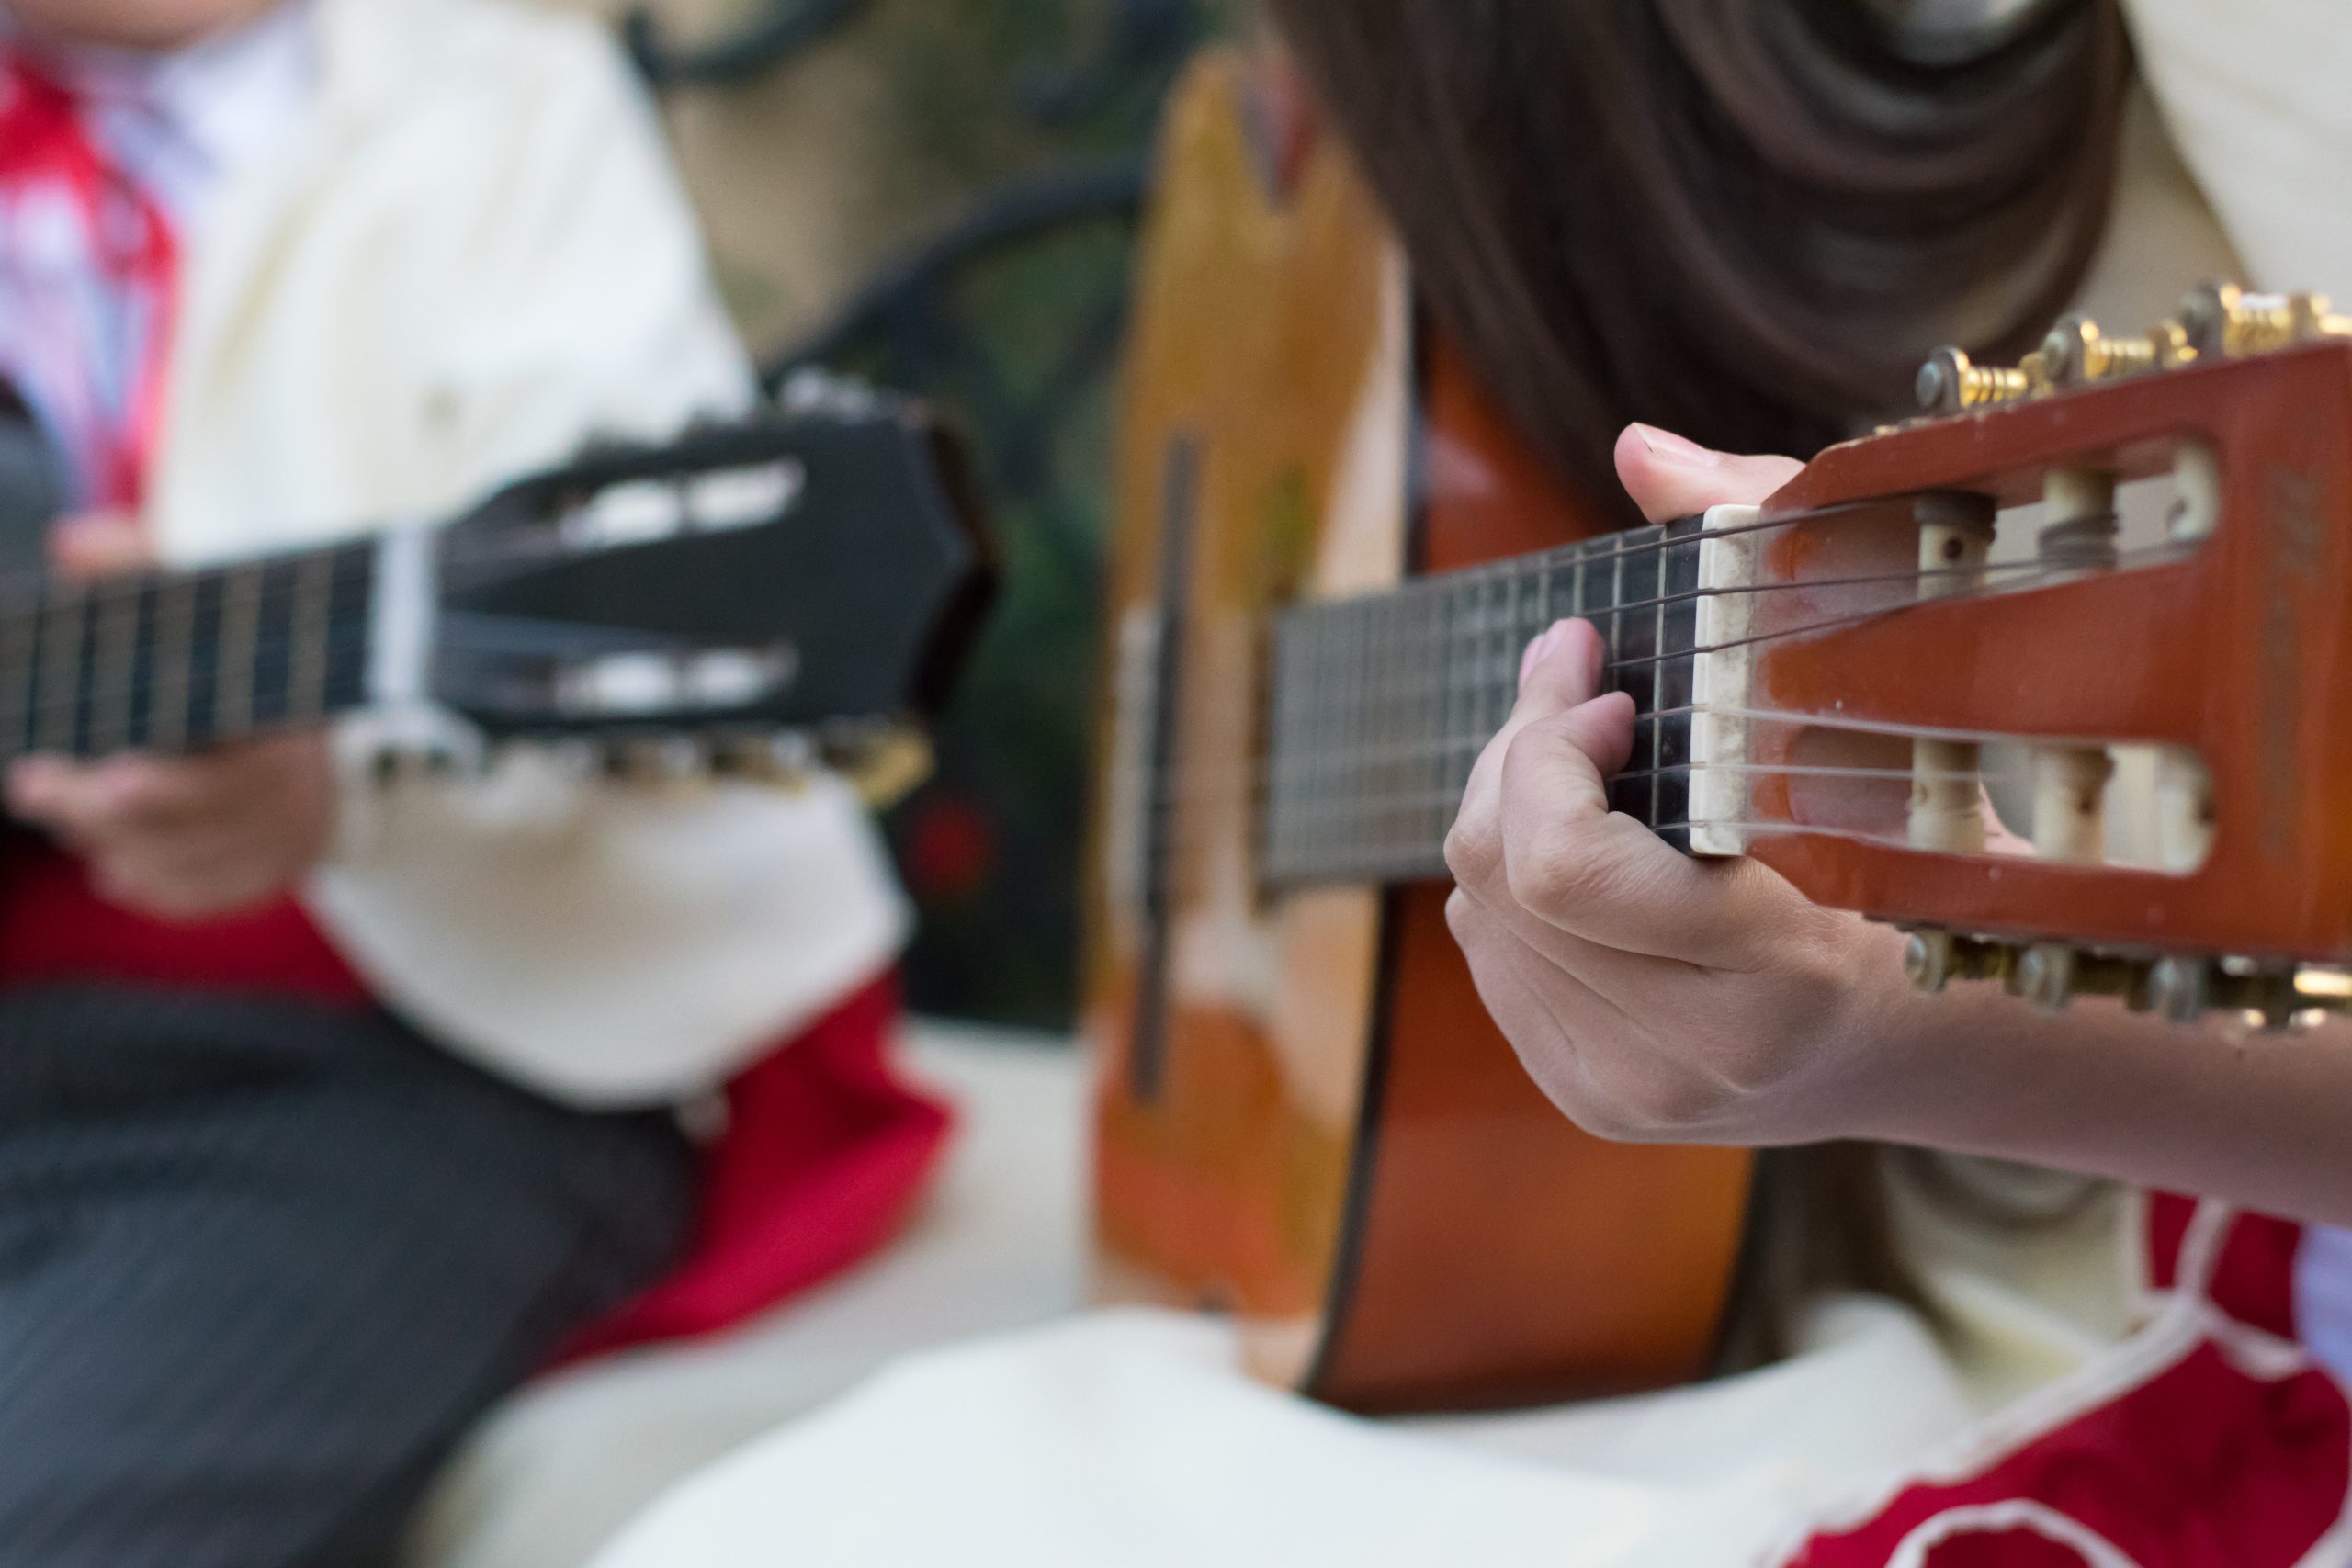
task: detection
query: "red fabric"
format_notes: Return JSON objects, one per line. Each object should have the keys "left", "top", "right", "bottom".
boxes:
{"left": 1780, "top": 1201, "right": 2352, "bottom": 1568}
{"left": 1782, "top": 1339, "right": 2350, "bottom": 1568}
{"left": 1910, "top": 1530, "right": 2109, "bottom": 1568}
{"left": 560, "top": 972, "right": 952, "bottom": 1360}
{"left": 0, "top": 837, "right": 371, "bottom": 1000}
{"left": 2145, "top": 1191, "right": 2305, "bottom": 1339}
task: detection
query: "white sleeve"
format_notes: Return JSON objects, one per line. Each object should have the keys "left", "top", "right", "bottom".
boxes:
{"left": 422, "top": 18, "right": 759, "bottom": 480}
{"left": 302, "top": 18, "right": 908, "bottom": 1107}
{"left": 2122, "top": 0, "right": 2352, "bottom": 303}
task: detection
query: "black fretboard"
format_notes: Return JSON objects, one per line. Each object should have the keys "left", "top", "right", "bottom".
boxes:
{"left": 1261, "top": 517, "right": 1703, "bottom": 887}
{"left": 0, "top": 542, "right": 379, "bottom": 761}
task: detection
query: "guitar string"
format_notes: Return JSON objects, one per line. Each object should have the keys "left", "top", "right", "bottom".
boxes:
{"left": 1136, "top": 538, "right": 2179, "bottom": 826}
{"left": 1157, "top": 758, "right": 2048, "bottom": 867}
{"left": 0, "top": 489, "right": 2131, "bottom": 701}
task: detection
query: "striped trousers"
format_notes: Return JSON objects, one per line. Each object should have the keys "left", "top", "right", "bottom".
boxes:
{"left": 0, "top": 985, "right": 695, "bottom": 1567}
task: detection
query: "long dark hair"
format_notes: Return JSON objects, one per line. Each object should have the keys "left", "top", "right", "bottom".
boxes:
{"left": 1269, "top": 0, "right": 2131, "bottom": 518}
{"left": 1269, "top": 0, "right": 2132, "bottom": 1362}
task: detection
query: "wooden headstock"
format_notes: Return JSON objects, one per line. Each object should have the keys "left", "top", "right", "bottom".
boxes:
{"left": 1691, "top": 287, "right": 2352, "bottom": 1029}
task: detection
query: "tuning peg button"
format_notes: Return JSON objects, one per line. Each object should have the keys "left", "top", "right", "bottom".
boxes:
{"left": 709, "top": 732, "right": 819, "bottom": 791}
{"left": 1916, "top": 346, "right": 2041, "bottom": 414}
{"left": 2016, "top": 943, "right": 2077, "bottom": 1013}
{"left": 595, "top": 736, "right": 710, "bottom": 787}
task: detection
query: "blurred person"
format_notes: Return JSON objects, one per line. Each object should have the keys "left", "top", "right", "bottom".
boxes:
{"left": 0, "top": 0, "right": 938, "bottom": 1562}
{"left": 577, "top": 4, "right": 2352, "bottom": 1566}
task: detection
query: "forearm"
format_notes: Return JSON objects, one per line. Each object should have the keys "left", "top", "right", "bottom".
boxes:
{"left": 1853, "top": 922, "right": 2352, "bottom": 1226}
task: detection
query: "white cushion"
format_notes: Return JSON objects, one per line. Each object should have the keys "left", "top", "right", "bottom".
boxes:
{"left": 402, "top": 1022, "right": 1087, "bottom": 1568}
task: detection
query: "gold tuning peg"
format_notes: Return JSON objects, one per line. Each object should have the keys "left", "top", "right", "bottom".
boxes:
{"left": 597, "top": 736, "right": 709, "bottom": 787}
{"left": 1915, "top": 345, "right": 2048, "bottom": 415}
{"left": 821, "top": 725, "right": 935, "bottom": 810}
{"left": 2040, "top": 313, "right": 2166, "bottom": 387}
{"left": 2177, "top": 282, "right": 2352, "bottom": 360}
{"left": 709, "top": 732, "right": 819, "bottom": 792}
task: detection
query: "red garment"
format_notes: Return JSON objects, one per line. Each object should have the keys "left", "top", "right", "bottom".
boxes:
{"left": 0, "top": 56, "right": 950, "bottom": 1356}
{"left": 1778, "top": 1197, "right": 2352, "bottom": 1568}
{"left": 561, "top": 972, "right": 953, "bottom": 1361}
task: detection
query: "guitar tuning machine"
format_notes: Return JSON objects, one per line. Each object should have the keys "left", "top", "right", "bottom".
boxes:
{"left": 366, "top": 743, "right": 477, "bottom": 790}
{"left": 819, "top": 723, "right": 935, "bottom": 810}
{"left": 2177, "top": 283, "right": 2352, "bottom": 360}
{"left": 1915, "top": 281, "right": 2352, "bottom": 420}
{"left": 1898, "top": 926, "right": 2352, "bottom": 1034}
{"left": 707, "top": 732, "right": 820, "bottom": 792}
{"left": 1914, "top": 345, "right": 2050, "bottom": 415}
{"left": 596, "top": 736, "right": 711, "bottom": 788}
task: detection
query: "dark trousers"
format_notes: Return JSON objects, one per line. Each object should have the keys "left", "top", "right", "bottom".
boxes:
{"left": 0, "top": 986, "right": 695, "bottom": 1567}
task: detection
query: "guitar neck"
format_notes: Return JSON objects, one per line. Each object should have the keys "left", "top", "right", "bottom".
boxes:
{"left": 1261, "top": 518, "right": 1706, "bottom": 888}
{"left": 0, "top": 538, "right": 383, "bottom": 760}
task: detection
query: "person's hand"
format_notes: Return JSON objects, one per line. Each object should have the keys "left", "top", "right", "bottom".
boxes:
{"left": 2, "top": 512, "right": 335, "bottom": 921}
{"left": 1441, "top": 424, "right": 1917, "bottom": 1146}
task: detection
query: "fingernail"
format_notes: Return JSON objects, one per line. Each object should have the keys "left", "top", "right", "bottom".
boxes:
{"left": 1631, "top": 423, "right": 1721, "bottom": 468}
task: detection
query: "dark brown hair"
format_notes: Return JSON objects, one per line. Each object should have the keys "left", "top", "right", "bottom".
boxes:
{"left": 1269, "top": 0, "right": 2131, "bottom": 519}
{"left": 1269, "top": 0, "right": 2132, "bottom": 1361}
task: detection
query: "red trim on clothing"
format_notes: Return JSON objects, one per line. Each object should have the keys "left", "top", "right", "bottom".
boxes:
{"left": 0, "top": 837, "right": 370, "bottom": 1002}
{"left": 1780, "top": 1201, "right": 2351, "bottom": 1567}
{"left": 560, "top": 973, "right": 952, "bottom": 1361}
{"left": 2146, "top": 1192, "right": 2304, "bottom": 1340}
{"left": 1781, "top": 1337, "right": 2349, "bottom": 1568}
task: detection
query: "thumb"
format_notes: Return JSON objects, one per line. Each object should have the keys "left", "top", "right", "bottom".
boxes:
{"left": 1614, "top": 423, "right": 1803, "bottom": 525}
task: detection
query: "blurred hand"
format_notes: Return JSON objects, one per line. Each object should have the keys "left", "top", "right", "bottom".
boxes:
{"left": 4, "top": 511, "right": 335, "bottom": 921}
{"left": 1440, "top": 424, "right": 1915, "bottom": 1146}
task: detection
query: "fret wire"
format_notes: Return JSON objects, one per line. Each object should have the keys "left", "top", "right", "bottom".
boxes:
{"left": 215, "top": 565, "right": 263, "bottom": 737}
{"left": 1650, "top": 537, "right": 1668, "bottom": 829}
{"left": 1608, "top": 529, "right": 1626, "bottom": 702}
{"left": 1533, "top": 552, "right": 1552, "bottom": 665}
{"left": 290, "top": 551, "right": 334, "bottom": 719}
{"left": 1493, "top": 563, "right": 1514, "bottom": 748}
{"left": 149, "top": 576, "right": 197, "bottom": 750}
{"left": 1432, "top": 575, "right": 1452, "bottom": 851}
{"left": 1436, "top": 580, "right": 1457, "bottom": 843}
{"left": 0, "top": 584, "right": 34, "bottom": 758}
{"left": 91, "top": 582, "right": 141, "bottom": 755}
{"left": 35, "top": 588, "right": 86, "bottom": 753}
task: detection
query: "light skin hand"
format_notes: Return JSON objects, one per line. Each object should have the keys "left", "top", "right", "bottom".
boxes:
{"left": 1445, "top": 423, "right": 2352, "bottom": 1227}
{"left": 3, "top": 512, "right": 334, "bottom": 922}
{"left": 1443, "top": 424, "right": 1910, "bottom": 1146}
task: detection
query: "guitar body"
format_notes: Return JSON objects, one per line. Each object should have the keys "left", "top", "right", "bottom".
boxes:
{"left": 1086, "top": 53, "right": 1751, "bottom": 1414}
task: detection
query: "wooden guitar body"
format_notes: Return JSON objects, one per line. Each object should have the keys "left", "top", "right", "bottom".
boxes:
{"left": 1084, "top": 53, "right": 1751, "bottom": 1414}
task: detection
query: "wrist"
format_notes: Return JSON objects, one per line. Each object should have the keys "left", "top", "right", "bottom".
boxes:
{"left": 1815, "top": 919, "right": 1980, "bottom": 1145}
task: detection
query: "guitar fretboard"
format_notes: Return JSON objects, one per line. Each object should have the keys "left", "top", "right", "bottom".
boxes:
{"left": 0, "top": 542, "right": 379, "bottom": 760}
{"left": 1261, "top": 518, "right": 1703, "bottom": 887}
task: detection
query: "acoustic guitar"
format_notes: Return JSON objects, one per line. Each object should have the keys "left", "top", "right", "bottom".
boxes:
{"left": 1089, "top": 51, "right": 2352, "bottom": 1414}
{"left": 0, "top": 380, "right": 989, "bottom": 792}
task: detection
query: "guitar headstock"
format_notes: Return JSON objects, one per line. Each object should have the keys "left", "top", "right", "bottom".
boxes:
{"left": 413, "top": 391, "right": 993, "bottom": 804}
{"left": 1690, "top": 285, "right": 2352, "bottom": 1029}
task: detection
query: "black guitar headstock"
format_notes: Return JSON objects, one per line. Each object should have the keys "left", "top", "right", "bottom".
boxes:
{"left": 421, "top": 393, "right": 995, "bottom": 782}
